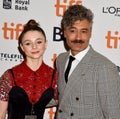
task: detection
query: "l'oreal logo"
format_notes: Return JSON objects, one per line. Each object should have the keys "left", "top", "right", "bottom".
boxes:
{"left": 102, "top": 6, "right": 120, "bottom": 17}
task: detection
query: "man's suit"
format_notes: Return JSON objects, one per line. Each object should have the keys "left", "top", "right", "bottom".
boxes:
{"left": 55, "top": 46, "right": 120, "bottom": 119}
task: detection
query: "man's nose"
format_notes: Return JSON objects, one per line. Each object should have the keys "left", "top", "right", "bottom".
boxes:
{"left": 76, "top": 31, "right": 82, "bottom": 40}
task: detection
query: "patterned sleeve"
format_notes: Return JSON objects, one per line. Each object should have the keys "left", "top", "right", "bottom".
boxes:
{"left": 0, "top": 70, "right": 12, "bottom": 101}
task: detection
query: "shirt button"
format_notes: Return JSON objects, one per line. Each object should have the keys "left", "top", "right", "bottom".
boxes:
{"left": 33, "top": 92, "right": 36, "bottom": 95}
{"left": 32, "top": 99, "right": 35, "bottom": 103}
{"left": 70, "top": 112, "right": 74, "bottom": 116}
{"left": 59, "top": 109, "right": 62, "bottom": 113}
{"left": 34, "top": 78, "right": 37, "bottom": 81}
{"left": 76, "top": 97, "right": 79, "bottom": 101}
{"left": 33, "top": 85, "right": 36, "bottom": 88}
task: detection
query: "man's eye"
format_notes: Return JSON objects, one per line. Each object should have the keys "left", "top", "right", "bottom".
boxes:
{"left": 82, "top": 30, "right": 88, "bottom": 33}
{"left": 70, "top": 29, "right": 75, "bottom": 33}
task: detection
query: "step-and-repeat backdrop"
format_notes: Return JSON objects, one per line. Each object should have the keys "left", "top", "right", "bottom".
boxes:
{"left": 0, "top": 0, "right": 120, "bottom": 119}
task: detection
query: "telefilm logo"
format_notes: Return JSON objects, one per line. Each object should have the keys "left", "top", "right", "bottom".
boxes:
{"left": 54, "top": 0, "right": 82, "bottom": 16}
{"left": 0, "top": 53, "right": 23, "bottom": 62}
{"left": 105, "top": 31, "right": 120, "bottom": 49}
{"left": 3, "top": 0, "right": 30, "bottom": 11}
{"left": 102, "top": 6, "right": 120, "bottom": 17}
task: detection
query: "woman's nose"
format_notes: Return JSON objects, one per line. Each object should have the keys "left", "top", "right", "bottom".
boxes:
{"left": 32, "top": 43, "right": 37, "bottom": 48}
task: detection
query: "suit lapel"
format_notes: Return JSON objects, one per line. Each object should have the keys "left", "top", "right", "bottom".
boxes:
{"left": 60, "top": 46, "right": 95, "bottom": 104}
{"left": 57, "top": 52, "right": 69, "bottom": 101}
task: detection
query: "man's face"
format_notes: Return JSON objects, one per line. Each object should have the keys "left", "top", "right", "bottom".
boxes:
{"left": 64, "top": 19, "right": 92, "bottom": 56}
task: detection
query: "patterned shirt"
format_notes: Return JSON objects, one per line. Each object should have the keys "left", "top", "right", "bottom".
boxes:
{"left": 0, "top": 60, "right": 58, "bottom": 104}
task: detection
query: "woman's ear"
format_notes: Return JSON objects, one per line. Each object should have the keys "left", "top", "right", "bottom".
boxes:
{"left": 20, "top": 43, "right": 24, "bottom": 52}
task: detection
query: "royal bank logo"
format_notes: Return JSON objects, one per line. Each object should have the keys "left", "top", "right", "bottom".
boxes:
{"left": 2, "top": 0, "right": 30, "bottom": 11}
{"left": 3, "top": 0, "right": 12, "bottom": 9}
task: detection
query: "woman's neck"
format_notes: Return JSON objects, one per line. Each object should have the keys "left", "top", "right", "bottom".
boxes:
{"left": 26, "top": 58, "right": 43, "bottom": 71}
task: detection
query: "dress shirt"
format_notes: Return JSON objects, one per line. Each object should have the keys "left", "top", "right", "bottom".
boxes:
{"left": 66, "top": 45, "right": 90, "bottom": 78}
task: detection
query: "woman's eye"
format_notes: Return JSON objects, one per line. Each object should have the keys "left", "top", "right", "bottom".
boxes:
{"left": 37, "top": 41, "right": 42, "bottom": 44}
{"left": 25, "top": 42, "right": 31, "bottom": 46}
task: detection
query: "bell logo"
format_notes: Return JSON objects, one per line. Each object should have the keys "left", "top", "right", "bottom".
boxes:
{"left": 54, "top": 0, "right": 82, "bottom": 16}
{"left": 105, "top": 31, "right": 120, "bottom": 49}
{"left": 2, "top": 22, "right": 24, "bottom": 40}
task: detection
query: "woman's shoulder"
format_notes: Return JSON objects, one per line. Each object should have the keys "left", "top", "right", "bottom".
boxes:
{"left": 11, "top": 61, "right": 25, "bottom": 71}
{"left": 42, "top": 62, "right": 53, "bottom": 72}
{"left": 0, "top": 69, "right": 11, "bottom": 79}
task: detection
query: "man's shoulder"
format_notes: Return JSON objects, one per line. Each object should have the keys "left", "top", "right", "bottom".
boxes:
{"left": 57, "top": 52, "right": 68, "bottom": 58}
{"left": 90, "top": 48, "right": 116, "bottom": 66}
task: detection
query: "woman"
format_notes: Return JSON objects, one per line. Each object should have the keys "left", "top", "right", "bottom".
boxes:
{"left": 0, "top": 19, "right": 58, "bottom": 119}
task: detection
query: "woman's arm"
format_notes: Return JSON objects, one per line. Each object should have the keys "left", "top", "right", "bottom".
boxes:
{"left": 0, "top": 100, "right": 8, "bottom": 119}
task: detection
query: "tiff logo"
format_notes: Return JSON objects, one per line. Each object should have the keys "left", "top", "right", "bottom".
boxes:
{"left": 2, "top": 22, "right": 24, "bottom": 40}
{"left": 105, "top": 31, "right": 120, "bottom": 49}
{"left": 54, "top": 0, "right": 82, "bottom": 16}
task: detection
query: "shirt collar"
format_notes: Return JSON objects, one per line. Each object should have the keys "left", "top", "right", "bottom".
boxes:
{"left": 70, "top": 45, "right": 90, "bottom": 62}
{"left": 21, "top": 60, "right": 46, "bottom": 75}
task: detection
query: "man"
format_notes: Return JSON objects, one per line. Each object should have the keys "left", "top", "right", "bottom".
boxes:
{"left": 55, "top": 5, "right": 120, "bottom": 119}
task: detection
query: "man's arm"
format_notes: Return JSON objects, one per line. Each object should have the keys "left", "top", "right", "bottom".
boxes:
{"left": 98, "top": 65, "right": 120, "bottom": 118}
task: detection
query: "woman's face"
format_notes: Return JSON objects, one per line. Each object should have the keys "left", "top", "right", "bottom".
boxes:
{"left": 20, "top": 30, "right": 47, "bottom": 60}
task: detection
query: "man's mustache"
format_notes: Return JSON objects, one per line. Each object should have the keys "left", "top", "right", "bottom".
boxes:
{"left": 71, "top": 40, "right": 84, "bottom": 44}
